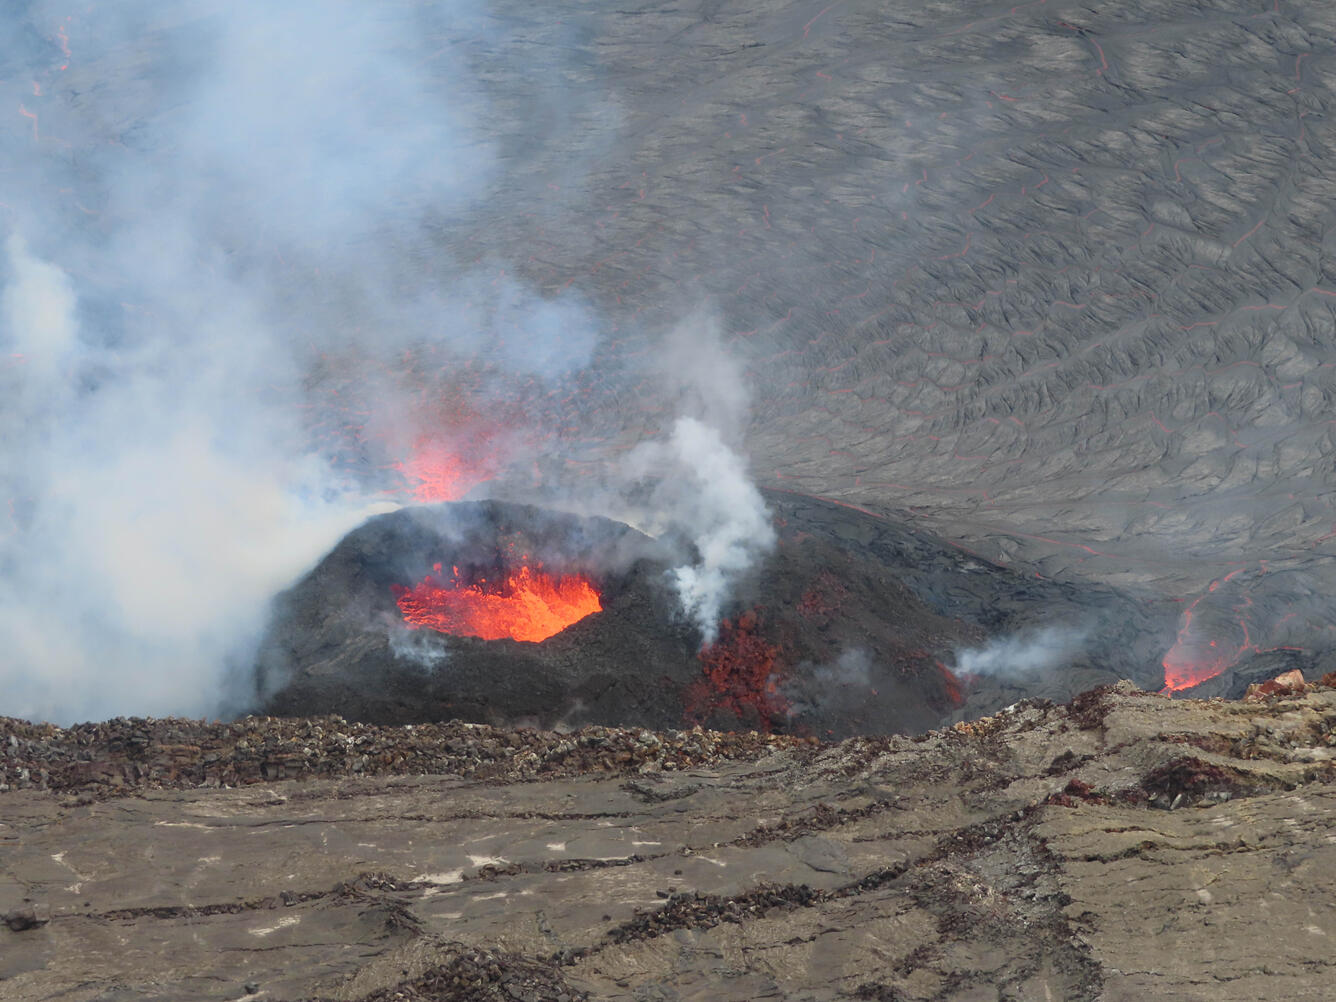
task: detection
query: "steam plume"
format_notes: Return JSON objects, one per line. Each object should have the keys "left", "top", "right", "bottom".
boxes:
{"left": 629, "top": 418, "right": 775, "bottom": 642}
{"left": 953, "top": 626, "right": 1089, "bottom": 679}
{"left": 783, "top": 648, "right": 873, "bottom": 720}
{"left": 0, "top": 2, "right": 602, "bottom": 723}
{"left": 614, "top": 316, "right": 775, "bottom": 643}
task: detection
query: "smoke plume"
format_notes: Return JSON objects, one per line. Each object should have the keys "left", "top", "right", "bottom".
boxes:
{"left": 783, "top": 648, "right": 873, "bottom": 721}
{"left": 0, "top": 2, "right": 605, "bottom": 723}
{"left": 953, "top": 626, "right": 1089, "bottom": 679}
{"left": 627, "top": 417, "right": 775, "bottom": 642}
{"left": 614, "top": 316, "right": 775, "bottom": 643}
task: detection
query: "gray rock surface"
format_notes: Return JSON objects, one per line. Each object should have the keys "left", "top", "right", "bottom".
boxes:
{"left": 6, "top": 682, "right": 1336, "bottom": 1000}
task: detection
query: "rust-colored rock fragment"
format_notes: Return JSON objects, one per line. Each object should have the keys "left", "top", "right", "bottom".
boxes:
{"left": 1244, "top": 669, "right": 1307, "bottom": 702}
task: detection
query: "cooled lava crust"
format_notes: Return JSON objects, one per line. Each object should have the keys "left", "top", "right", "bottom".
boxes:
{"left": 254, "top": 494, "right": 1184, "bottom": 737}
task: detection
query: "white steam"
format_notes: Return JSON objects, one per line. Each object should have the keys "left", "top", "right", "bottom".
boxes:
{"left": 783, "top": 649, "right": 874, "bottom": 720}
{"left": 0, "top": 235, "right": 381, "bottom": 723}
{"left": 658, "top": 316, "right": 752, "bottom": 432}
{"left": 386, "top": 620, "right": 451, "bottom": 671}
{"left": 628, "top": 417, "right": 775, "bottom": 642}
{"left": 953, "top": 626, "right": 1089, "bottom": 678}
{"left": 615, "top": 315, "right": 775, "bottom": 643}
{"left": 1, "top": 2, "right": 770, "bottom": 722}
{"left": 0, "top": 2, "right": 604, "bottom": 723}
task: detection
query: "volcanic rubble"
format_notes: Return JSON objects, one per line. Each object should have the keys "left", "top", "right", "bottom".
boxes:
{"left": 9, "top": 676, "right": 1336, "bottom": 999}
{"left": 0, "top": 713, "right": 810, "bottom": 797}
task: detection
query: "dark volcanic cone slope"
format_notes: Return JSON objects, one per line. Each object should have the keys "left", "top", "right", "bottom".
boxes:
{"left": 254, "top": 501, "right": 701, "bottom": 732}
{"left": 765, "top": 492, "right": 1176, "bottom": 720}
{"left": 254, "top": 496, "right": 1173, "bottom": 737}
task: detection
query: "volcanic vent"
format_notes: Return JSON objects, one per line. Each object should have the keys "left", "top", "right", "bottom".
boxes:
{"left": 392, "top": 561, "right": 602, "bottom": 643}
{"left": 253, "top": 494, "right": 1176, "bottom": 737}
{"left": 254, "top": 501, "right": 697, "bottom": 731}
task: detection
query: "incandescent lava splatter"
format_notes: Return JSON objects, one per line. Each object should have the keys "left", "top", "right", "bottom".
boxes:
{"left": 393, "top": 562, "right": 602, "bottom": 642}
{"left": 392, "top": 433, "right": 499, "bottom": 502}
{"left": 685, "top": 610, "right": 789, "bottom": 731}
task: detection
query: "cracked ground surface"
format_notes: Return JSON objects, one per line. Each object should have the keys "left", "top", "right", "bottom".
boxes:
{"left": 6, "top": 683, "right": 1336, "bottom": 999}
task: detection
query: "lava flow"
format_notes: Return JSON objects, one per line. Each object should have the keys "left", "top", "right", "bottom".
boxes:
{"left": 1161, "top": 627, "right": 1241, "bottom": 692}
{"left": 392, "top": 562, "right": 602, "bottom": 642}
{"left": 1161, "top": 573, "right": 1253, "bottom": 692}
{"left": 685, "top": 611, "right": 789, "bottom": 732}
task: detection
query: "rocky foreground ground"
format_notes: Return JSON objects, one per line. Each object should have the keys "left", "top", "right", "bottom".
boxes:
{"left": 4, "top": 681, "right": 1336, "bottom": 1001}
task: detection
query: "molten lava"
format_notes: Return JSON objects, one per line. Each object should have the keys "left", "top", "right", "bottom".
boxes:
{"left": 393, "top": 563, "right": 602, "bottom": 642}
{"left": 393, "top": 434, "right": 498, "bottom": 502}
{"left": 1161, "top": 571, "right": 1255, "bottom": 692}
{"left": 1161, "top": 629, "right": 1240, "bottom": 692}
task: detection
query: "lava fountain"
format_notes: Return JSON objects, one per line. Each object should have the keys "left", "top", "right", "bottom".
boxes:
{"left": 392, "top": 561, "right": 602, "bottom": 642}
{"left": 393, "top": 433, "right": 500, "bottom": 503}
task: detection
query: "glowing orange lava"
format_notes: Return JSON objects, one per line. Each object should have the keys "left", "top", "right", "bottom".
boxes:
{"left": 1161, "top": 627, "right": 1240, "bottom": 692}
{"left": 393, "top": 435, "right": 498, "bottom": 502}
{"left": 1161, "top": 571, "right": 1255, "bottom": 693}
{"left": 392, "top": 563, "right": 602, "bottom": 642}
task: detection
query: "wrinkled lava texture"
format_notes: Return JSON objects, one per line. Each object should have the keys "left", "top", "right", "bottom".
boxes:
{"left": 255, "top": 493, "right": 1194, "bottom": 737}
